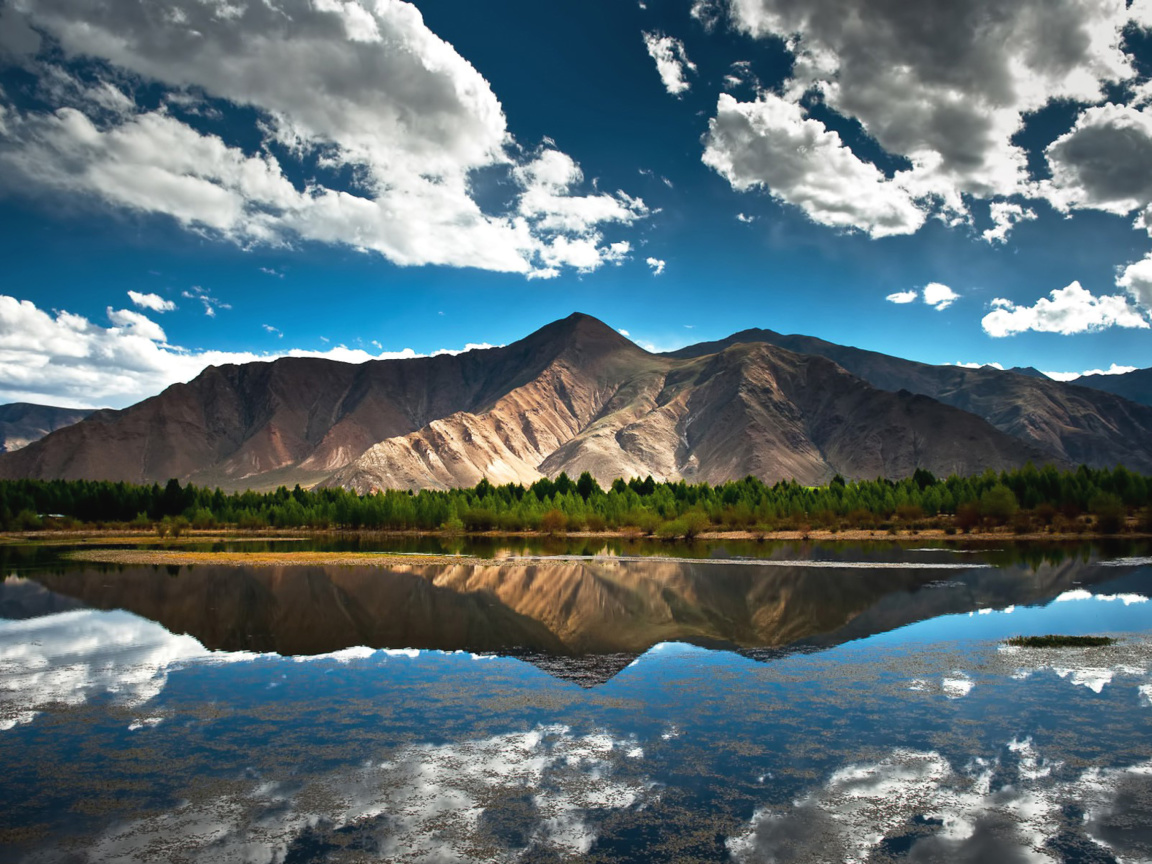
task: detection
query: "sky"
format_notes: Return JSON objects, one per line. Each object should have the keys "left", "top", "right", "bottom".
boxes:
{"left": 1, "top": 0, "right": 1152, "bottom": 408}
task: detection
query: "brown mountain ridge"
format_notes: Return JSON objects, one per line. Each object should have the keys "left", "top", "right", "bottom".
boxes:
{"left": 3, "top": 312, "right": 1140, "bottom": 491}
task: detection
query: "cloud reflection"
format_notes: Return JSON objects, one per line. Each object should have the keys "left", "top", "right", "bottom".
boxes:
{"left": 0, "top": 608, "right": 210, "bottom": 729}
{"left": 68, "top": 725, "right": 648, "bottom": 863}
{"left": 727, "top": 741, "right": 1152, "bottom": 864}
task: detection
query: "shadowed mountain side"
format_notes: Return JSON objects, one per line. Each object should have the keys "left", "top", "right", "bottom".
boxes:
{"left": 329, "top": 342, "right": 1052, "bottom": 490}
{"left": 668, "top": 330, "right": 1152, "bottom": 473}
{"left": 29, "top": 556, "right": 1115, "bottom": 685}
{"left": 0, "top": 403, "right": 93, "bottom": 452}
{"left": 0, "top": 314, "right": 630, "bottom": 490}
{"left": 1074, "top": 367, "right": 1152, "bottom": 407}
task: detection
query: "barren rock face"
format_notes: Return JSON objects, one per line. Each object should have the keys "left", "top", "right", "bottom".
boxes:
{"left": 0, "top": 312, "right": 1126, "bottom": 492}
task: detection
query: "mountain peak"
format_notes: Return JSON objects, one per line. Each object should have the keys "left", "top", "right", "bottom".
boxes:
{"left": 520, "top": 312, "right": 640, "bottom": 354}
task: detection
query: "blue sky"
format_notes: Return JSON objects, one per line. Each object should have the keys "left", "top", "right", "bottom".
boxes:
{"left": 1, "top": 0, "right": 1152, "bottom": 407}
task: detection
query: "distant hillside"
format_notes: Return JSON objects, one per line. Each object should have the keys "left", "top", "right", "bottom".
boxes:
{"left": 668, "top": 330, "right": 1152, "bottom": 474}
{"left": 1072, "top": 367, "right": 1152, "bottom": 407}
{"left": 0, "top": 403, "right": 93, "bottom": 452}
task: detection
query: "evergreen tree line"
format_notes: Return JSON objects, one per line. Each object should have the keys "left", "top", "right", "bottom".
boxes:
{"left": 2, "top": 464, "right": 1151, "bottom": 536}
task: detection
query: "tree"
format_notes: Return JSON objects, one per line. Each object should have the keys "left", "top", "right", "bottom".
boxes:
{"left": 980, "top": 484, "right": 1019, "bottom": 524}
{"left": 576, "top": 471, "right": 601, "bottom": 501}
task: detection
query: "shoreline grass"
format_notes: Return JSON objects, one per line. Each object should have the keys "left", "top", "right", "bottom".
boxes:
{"left": 1005, "top": 635, "right": 1117, "bottom": 648}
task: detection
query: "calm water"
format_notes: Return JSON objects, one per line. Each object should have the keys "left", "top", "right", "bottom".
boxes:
{"left": 2, "top": 540, "right": 1152, "bottom": 862}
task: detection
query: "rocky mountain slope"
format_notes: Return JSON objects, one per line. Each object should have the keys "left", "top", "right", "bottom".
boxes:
{"left": 0, "top": 313, "right": 1130, "bottom": 491}
{"left": 325, "top": 323, "right": 1049, "bottom": 491}
{"left": 0, "top": 403, "right": 92, "bottom": 452}
{"left": 669, "top": 329, "right": 1152, "bottom": 473}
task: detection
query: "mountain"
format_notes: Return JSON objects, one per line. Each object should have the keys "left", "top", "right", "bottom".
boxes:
{"left": 0, "top": 314, "right": 1093, "bottom": 491}
{"left": 325, "top": 325, "right": 1049, "bottom": 491}
{"left": 669, "top": 329, "right": 1152, "bottom": 473}
{"left": 0, "top": 403, "right": 93, "bottom": 452}
{"left": 0, "top": 315, "right": 625, "bottom": 490}
{"left": 1072, "top": 366, "right": 1152, "bottom": 407}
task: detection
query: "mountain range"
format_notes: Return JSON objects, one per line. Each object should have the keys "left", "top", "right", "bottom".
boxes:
{"left": 1, "top": 313, "right": 1150, "bottom": 491}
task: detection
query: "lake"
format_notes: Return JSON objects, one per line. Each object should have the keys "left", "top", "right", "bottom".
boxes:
{"left": 2, "top": 538, "right": 1151, "bottom": 862}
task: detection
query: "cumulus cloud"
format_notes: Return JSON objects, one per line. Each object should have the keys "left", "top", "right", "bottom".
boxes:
{"left": 646, "top": 257, "right": 666, "bottom": 275}
{"left": 0, "top": 0, "right": 645, "bottom": 277}
{"left": 703, "top": 93, "right": 926, "bottom": 238}
{"left": 923, "top": 282, "right": 959, "bottom": 310}
{"left": 886, "top": 283, "right": 958, "bottom": 309}
{"left": 709, "top": 0, "right": 1144, "bottom": 235}
{"left": 982, "top": 281, "right": 1150, "bottom": 337}
{"left": 126, "top": 290, "right": 175, "bottom": 313}
{"left": 0, "top": 294, "right": 499, "bottom": 408}
{"left": 1045, "top": 103, "right": 1152, "bottom": 216}
{"left": 1117, "top": 252, "right": 1152, "bottom": 312}
{"left": 642, "top": 31, "right": 697, "bottom": 96}
{"left": 983, "top": 201, "right": 1037, "bottom": 244}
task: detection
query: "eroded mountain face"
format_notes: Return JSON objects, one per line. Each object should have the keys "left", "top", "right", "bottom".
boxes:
{"left": 3, "top": 312, "right": 1142, "bottom": 492}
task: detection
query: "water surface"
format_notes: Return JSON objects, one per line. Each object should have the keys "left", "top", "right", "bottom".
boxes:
{"left": 2, "top": 540, "right": 1151, "bottom": 862}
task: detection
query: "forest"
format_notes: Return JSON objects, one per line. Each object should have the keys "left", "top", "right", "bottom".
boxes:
{"left": 2, "top": 463, "right": 1151, "bottom": 536}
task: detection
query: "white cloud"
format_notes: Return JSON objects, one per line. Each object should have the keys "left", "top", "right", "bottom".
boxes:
{"left": 126, "top": 290, "right": 175, "bottom": 313}
{"left": 642, "top": 31, "right": 697, "bottom": 96}
{"left": 886, "top": 283, "right": 957, "bottom": 309}
{"left": 181, "top": 285, "right": 230, "bottom": 318}
{"left": 262, "top": 324, "right": 283, "bottom": 338}
{"left": 707, "top": 1, "right": 1146, "bottom": 238}
{"left": 1116, "top": 252, "right": 1152, "bottom": 312}
{"left": 1045, "top": 103, "right": 1152, "bottom": 216}
{"left": 982, "top": 281, "right": 1150, "bottom": 337}
{"left": 951, "top": 361, "right": 1005, "bottom": 370}
{"left": 726, "top": 0, "right": 1138, "bottom": 204}
{"left": 0, "top": 0, "right": 645, "bottom": 277}
{"left": 1041, "top": 363, "right": 1138, "bottom": 381}
{"left": 646, "top": 257, "right": 666, "bottom": 275}
{"left": 690, "top": 0, "right": 723, "bottom": 32}
{"left": 923, "top": 281, "right": 959, "bottom": 310}
{"left": 618, "top": 328, "right": 631, "bottom": 337}
{"left": 0, "top": 294, "right": 498, "bottom": 408}
{"left": 983, "top": 201, "right": 1037, "bottom": 244}
{"left": 703, "top": 93, "right": 926, "bottom": 238}
{"left": 735, "top": 212, "right": 756, "bottom": 223}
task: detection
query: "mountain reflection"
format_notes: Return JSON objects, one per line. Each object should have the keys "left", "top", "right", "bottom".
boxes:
{"left": 25, "top": 555, "right": 1117, "bottom": 673}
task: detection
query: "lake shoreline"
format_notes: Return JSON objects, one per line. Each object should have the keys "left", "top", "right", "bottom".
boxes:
{"left": 4, "top": 524, "right": 1149, "bottom": 550}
